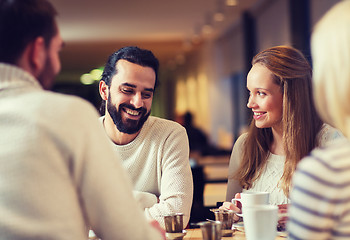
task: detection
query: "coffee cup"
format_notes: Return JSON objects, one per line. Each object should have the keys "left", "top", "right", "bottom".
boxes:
{"left": 231, "top": 191, "right": 269, "bottom": 217}
{"left": 198, "top": 221, "right": 222, "bottom": 240}
{"left": 213, "top": 209, "right": 235, "bottom": 237}
{"left": 243, "top": 205, "right": 278, "bottom": 240}
{"left": 164, "top": 213, "right": 183, "bottom": 233}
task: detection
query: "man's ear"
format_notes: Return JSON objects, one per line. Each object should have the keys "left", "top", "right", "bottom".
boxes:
{"left": 99, "top": 80, "right": 109, "bottom": 100}
{"left": 16, "top": 36, "right": 46, "bottom": 77}
{"left": 29, "top": 37, "right": 46, "bottom": 76}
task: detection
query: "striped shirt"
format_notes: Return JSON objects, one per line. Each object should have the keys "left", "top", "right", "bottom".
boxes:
{"left": 288, "top": 138, "right": 350, "bottom": 240}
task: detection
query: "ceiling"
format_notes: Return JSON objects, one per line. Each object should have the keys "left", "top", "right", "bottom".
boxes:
{"left": 50, "top": 0, "right": 260, "bottom": 77}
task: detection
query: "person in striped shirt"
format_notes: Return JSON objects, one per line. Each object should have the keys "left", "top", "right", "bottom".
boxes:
{"left": 288, "top": 1, "right": 350, "bottom": 239}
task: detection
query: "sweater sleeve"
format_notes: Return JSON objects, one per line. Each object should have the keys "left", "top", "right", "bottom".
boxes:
{"left": 133, "top": 191, "right": 158, "bottom": 209}
{"left": 288, "top": 156, "right": 337, "bottom": 239}
{"left": 225, "top": 133, "right": 246, "bottom": 201}
{"left": 318, "top": 124, "right": 344, "bottom": 147}
{"left": 288, "top": 141, "right": 350, "bottom": 240}
{"left": 143, "top": 125, "right": 193, "bottom": 228}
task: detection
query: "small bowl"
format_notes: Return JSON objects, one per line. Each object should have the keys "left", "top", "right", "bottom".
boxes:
{"left": 166, "top": 230, "right": 187, "bottom": 240}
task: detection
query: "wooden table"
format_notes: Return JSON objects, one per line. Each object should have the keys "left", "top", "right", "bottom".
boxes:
{"left": 182, "top": 228, "right": 286, "bottom": 240}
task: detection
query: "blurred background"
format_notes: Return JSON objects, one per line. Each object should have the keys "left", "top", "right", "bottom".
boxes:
{"left": 50, "top": 0, "right": 341, "bottom": 218}
{"left": 52, "top": 0, "right": 340, "bottom": 150}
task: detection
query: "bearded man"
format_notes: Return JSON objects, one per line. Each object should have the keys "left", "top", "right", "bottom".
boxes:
{"left": 99, "top": 46, "right": 193, "bottom": 228}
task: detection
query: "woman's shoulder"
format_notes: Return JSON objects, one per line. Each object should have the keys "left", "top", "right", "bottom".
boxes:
{"left": 317, "top": 124, "right": 344, "bottom": 147}
{"left": 229, "top": 133, "right": 248, "bottom": 161}
{"left": 234, "top": 132, "right": 248, "bottom": 147}
{"left": 298, "top": 138, "right": 350, "bottom": 181}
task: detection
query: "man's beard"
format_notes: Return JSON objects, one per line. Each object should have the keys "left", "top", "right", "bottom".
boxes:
{"left": 107, "top": 96, "right": 150, "bottom": 134}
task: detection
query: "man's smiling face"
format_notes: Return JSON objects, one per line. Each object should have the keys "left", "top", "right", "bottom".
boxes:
{"left": 106, "top": 59, "right": 155, "bottom": 134}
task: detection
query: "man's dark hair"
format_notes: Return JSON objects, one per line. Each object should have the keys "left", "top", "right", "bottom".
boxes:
{"left": 0, "top": 0, "right": 57, "bottom": 64}
{"left": 100, "top": 46, "right": 159, "bottom": 88}
{"left": 99, "top": 46, "right": 159, "bottom": 115}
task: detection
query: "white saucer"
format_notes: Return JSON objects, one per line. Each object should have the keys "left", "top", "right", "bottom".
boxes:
{"left": 166, "top": 230, "right": 187, "bottom": 240}
{"left": 232, "top": 222, "right": 287, "bottom": 238}
{"left": 277, "top": 231, "right": 288, "bottom": 238}
{"left": 232, "top": 221, "right": 244, "bottom": 232}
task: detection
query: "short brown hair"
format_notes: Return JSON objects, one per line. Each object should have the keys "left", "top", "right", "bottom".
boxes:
{"left": 0, "top": 0, "right": 57, "bottom": 64}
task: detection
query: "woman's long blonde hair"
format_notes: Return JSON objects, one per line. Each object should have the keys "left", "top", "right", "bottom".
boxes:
{"left": 235, "top": 46, "right": 323, "bottom": 196}
{"left": 312, "top": 1, "right": 350, "bottom": 138}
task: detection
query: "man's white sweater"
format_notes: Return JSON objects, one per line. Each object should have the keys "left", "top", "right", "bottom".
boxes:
{"left": 101, "top": 116, "right": 193, "bottom": 227}
{"left": 0, "top": 63, "right": 163, "bottom": 240}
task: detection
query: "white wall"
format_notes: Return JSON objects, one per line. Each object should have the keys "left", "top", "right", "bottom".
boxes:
{"left": 207, "top": 25, "right": 245, "bottom": 147}
{"left": 255, "top": 0, "right": 290, "bottom": 51}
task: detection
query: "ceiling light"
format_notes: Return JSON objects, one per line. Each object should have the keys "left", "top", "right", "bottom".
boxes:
{"left": 214, "top": 0, "right": 225, "bottom": 22}
{"left": 213, "top": 12, "right": 225, "bottom": 22}
{"left": 202, "top": 24, "right": 213, "bottom": 35}
{"left": 202, "top": 13, "right": 213, "bottom": 35}
{"left": 226, "top": 0, "right": 238, "bottom": 6}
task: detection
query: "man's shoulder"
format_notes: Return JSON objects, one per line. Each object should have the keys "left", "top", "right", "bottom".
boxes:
{"left": 147, "top": 116, "right": 185, "bottom": 131}
{"left": 31, "top": 91, "right": 100, "bottom": 124}
{"left": 45, "top": 92, "right": 96, "bottom": 112}
{"left": 140, "top": 116, "right": 187, "bottom": 142}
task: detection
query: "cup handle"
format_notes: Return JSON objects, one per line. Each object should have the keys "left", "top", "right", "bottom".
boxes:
{"left": 231, "top": 198, "right": 243, "bottom": 217}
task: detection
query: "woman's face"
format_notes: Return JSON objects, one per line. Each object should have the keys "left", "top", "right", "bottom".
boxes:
{"left": 246, "top": 63, "right": 283, "bottom": 130}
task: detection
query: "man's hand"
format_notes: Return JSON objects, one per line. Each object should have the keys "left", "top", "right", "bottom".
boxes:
{"left": 149, "top": 220, "right": 166, "bottom": 240}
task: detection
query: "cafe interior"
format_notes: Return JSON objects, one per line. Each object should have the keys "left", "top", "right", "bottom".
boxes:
{"left": 50, "top": 0, "right": 340, "bottom": 227}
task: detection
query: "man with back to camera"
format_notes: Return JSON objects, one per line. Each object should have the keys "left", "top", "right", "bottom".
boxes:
{"left": 0, "top": 0, "right": 165, "bottom": 239}
{"left": 98, "top": 46, "right": 193, "bottom": 227}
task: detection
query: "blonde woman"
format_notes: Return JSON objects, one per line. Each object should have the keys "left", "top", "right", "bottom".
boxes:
{"left": 288, "top": 1, "right": 350, "bottom": 239}
{"left": 221, "top": 46, "right": 341, "bottom": 224}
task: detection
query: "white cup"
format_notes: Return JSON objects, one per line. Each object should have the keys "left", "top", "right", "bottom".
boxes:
{"left": 231, "top": 191, "right": 269, "bottom": 216}
{"left": 243, "top": 205, "right": 278, "bottom": 240}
